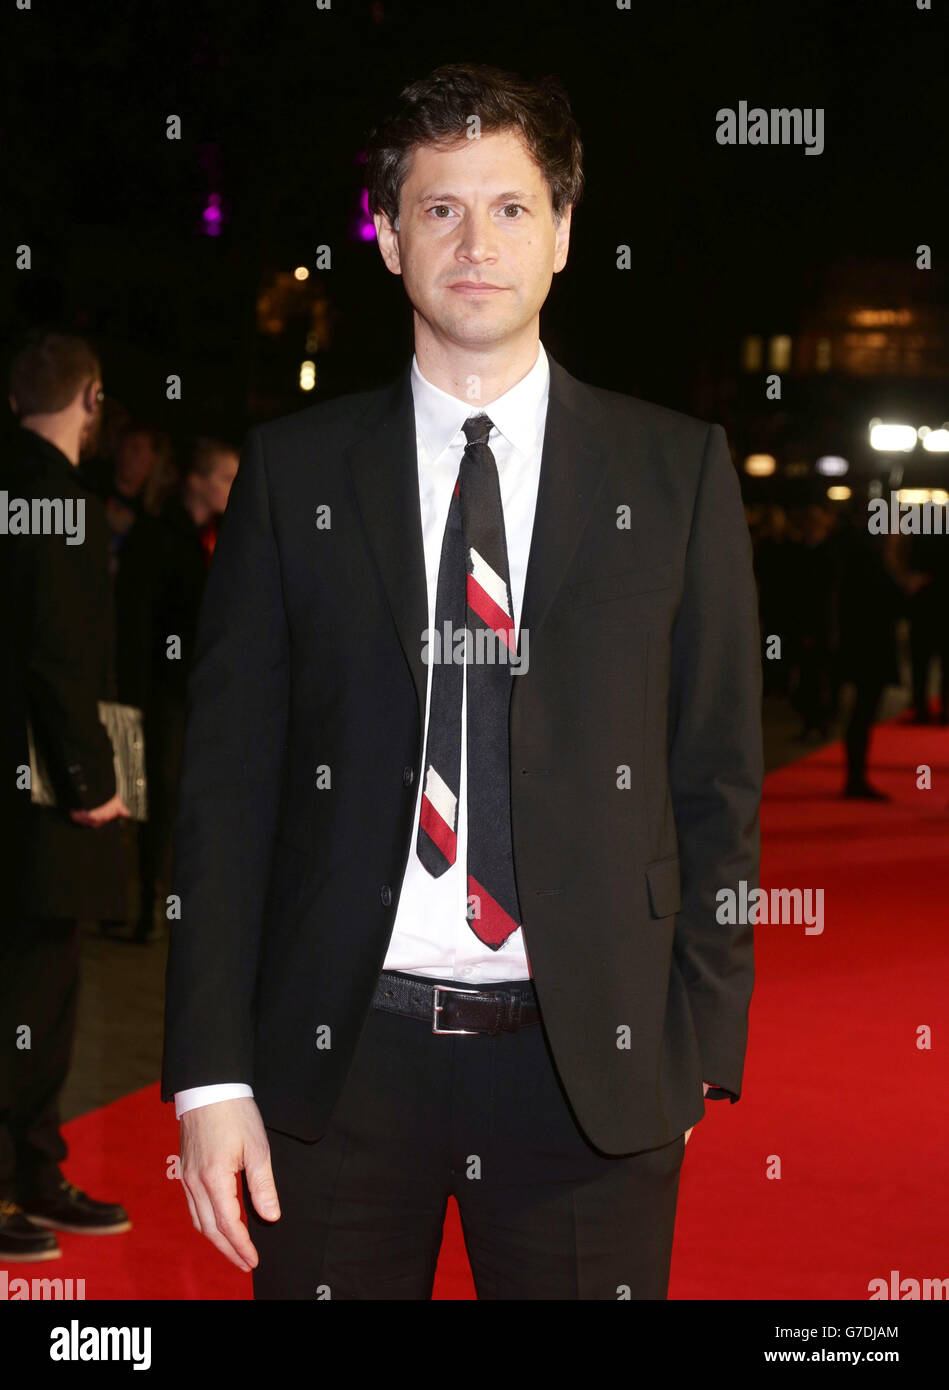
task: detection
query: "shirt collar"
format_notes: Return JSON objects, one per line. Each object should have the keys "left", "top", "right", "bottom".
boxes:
{"left": 410, "top": 341, "right": 550, "bottom": 463}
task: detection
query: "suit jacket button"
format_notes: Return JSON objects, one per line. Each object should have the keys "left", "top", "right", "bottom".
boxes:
{"left": 380, "top": 885, "right": 392, "bottom": 906}
{"left": 402, "top": 765, "right": 414, "bottom": 786}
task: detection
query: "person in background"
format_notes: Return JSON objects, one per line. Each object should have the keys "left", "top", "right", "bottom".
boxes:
{"left": 905, "top": 530, "right": 946, "bottom": 724}
{"left": 787, "top": 503, "right": 837, "bottom": 742}
{"left": 90, "top": 425, "right": 177, "bottom": 940}
{"left": 181, "top": 436, "right": 239, "bottom": 569}
{"left": 86, "top": 421, "right": 170, "bottom": 579}
{"left": 104, "top": 437, "right": 239, "bottom": 944}
{"left": 828, "top": 490, "right": 904, "bottom": 800}
{"left": 752, "top": 503, "right": 793, "bottom": 698}
{"left": 0, "top": 328, "right": 132, "bottom": 1260}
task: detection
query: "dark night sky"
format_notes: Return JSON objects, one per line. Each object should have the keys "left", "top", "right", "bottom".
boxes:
{"left": 2, "top": 0, "right": 946, "bottom": 432}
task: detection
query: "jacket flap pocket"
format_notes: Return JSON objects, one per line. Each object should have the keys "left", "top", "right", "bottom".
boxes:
{"left": 645, "top": 854, "right": 681, "bottom": 918}
{"left": 568, "top": 563, "right": 674, "bottom": 608}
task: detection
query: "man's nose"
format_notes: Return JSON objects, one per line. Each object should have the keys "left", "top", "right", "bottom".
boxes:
{"left": 456, "top": 212, "right": 498, "bottom": 261}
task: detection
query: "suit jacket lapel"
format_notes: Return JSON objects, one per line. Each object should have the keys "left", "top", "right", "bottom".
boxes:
{"left": 345, "top": 350, "right": 608, "bottom": 731}
{"left": 516, "top": 352, "right": 607, "bottom": 654}
{"left": 346, "top": 362, "right": 429, "bottom": 729}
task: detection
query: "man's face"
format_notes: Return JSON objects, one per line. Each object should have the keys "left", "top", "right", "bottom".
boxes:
{"left": 204, "top": 452, "right": 239, "bottom": 515}
{"left": 374, "top": 127, "right": 572, "bottom": 351}
{"left": 190, "top": 451, "right": 239, "bottom": 517}
{"left": 116, "top": 431, "right": 157, "bottom": 493}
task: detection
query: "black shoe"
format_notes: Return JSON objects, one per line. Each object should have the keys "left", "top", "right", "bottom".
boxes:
{"left": 843, "top": 782, "right": 891, "bottom": 801}
{"left": 0, "top": 1197, "right": 62, "bottom": 1262}
{"left": 20, "top": 1178, "right": 131, "bottom": 1235}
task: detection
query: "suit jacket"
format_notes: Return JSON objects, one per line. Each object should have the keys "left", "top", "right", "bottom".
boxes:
{"left": 0, "top": 427, "right": 131, "bottom": 922}
{"left": 161, "top": 352, "right": 763, "bottom": 1155}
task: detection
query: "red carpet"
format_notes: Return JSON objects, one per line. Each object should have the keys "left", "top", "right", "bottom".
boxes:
{"left": 13, "top": 719, "right": 948, "bottom": 1299}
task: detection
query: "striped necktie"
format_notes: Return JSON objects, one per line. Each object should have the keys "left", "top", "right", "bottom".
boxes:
{"left": 416, "top": 413, "right": 522, "bottom": 948}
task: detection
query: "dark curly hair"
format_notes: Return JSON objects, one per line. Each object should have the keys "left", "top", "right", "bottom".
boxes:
{"left": 365, "top": 62, "right": 584, "bottom": 230}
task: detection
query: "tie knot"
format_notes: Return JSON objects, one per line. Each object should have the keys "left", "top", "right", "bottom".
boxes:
{"left": 462, "top": 413, "right": 494, "bottom": 448}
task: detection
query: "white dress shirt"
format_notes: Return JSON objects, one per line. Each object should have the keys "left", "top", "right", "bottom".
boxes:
{"left": 175, "top": 342, "right": 550, "bottom": 1117}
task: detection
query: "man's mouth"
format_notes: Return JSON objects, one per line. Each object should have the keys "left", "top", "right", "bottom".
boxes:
{"left": 448, "top": 282, "right": 506, "bottom": 295}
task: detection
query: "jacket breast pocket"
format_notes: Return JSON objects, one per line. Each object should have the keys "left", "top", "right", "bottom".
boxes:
{"left": 567, "top": 563, "right": 674, "bottom": 610}
{"left": 645, "top": 853, "right": 681, "bottom": 919}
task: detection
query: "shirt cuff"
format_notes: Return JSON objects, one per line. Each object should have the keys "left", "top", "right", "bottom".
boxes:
{"left": 174, "top": 1083, "right": 254, "bottom": 1118}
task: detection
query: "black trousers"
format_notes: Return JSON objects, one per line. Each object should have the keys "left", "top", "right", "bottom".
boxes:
{"left": 910, "top": 609, "right": 949, "bottom": 720}
{"left": 244, "top": 975, "right": 686, "bottom": 1300}
{"left": 0, "top": 916, "right": 80, "bottom": 1200}
{"left": 843, "top": 674, "right": 887, "bottom": 786}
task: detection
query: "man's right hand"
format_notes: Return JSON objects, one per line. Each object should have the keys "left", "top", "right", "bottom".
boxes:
{"left": 69, "top": 792, "right": 131, "bottom": 826}
{"left": 180, "top": 1097, "right": 280, "bottom": 1272}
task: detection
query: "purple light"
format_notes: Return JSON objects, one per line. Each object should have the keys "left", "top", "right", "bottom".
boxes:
{"left": 202, "top": 192, "right": 223, "bottom": 237}
{"left": 353, "top": 186, "right": 376, "bottom": 242}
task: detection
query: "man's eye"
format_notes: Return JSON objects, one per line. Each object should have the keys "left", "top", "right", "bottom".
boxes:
{"left": 427, "top": 204, "right": 525, "bottom": 219}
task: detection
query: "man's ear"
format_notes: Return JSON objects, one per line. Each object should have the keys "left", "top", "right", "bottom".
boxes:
{"left": 8, "top": 392, "right": 18, "bottom": 415}
{"left": 374, "top": 211, "right": 403, "bottom": 276}
{"left": 553, "top": 204, "right": 573, "bottom": 274}
{"left": 81, "top": 378, "right": 103, "bottom": 415}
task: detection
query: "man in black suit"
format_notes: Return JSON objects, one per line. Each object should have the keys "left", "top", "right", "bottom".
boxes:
{"left": 1, "top": 329, "right": 132, "bottom": 1259}
{"left": 162, "top": 63, "right": 762, "bottom": 1300}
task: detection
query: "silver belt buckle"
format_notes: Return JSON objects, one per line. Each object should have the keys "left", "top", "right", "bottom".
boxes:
{"left": 432, "top": 984, "right": 481, "bottom": 1035}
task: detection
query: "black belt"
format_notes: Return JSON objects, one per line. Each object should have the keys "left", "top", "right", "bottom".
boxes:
{"left": 373, "top": 970, "right": 541, "bottom": 1036}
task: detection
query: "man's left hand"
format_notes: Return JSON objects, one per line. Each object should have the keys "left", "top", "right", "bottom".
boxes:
{"left": 684, "top": 1082, "right": 711, "bottom": 1145}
